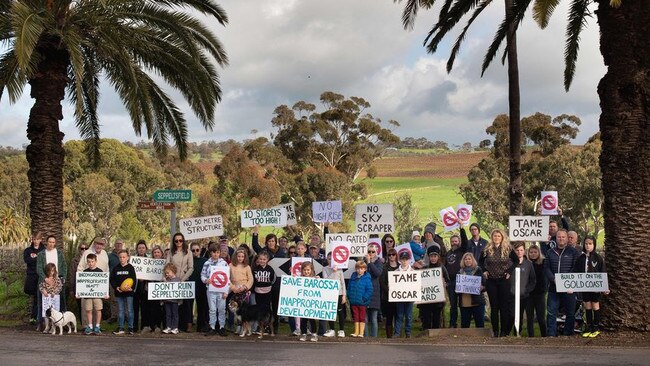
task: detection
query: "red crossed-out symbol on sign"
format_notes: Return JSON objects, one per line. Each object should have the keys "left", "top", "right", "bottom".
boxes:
{"left": 457, "top": 208, "right": 470, "bottom": 222}
{"left": 443, "top": 211, "right": 458, "bottom": 227}
{"left": 542, "top": 195, "right": 557, "bottom": 210}
{"left": 369, "top": 243, "right": 381, "bottom": 256}
{"left": 292, "top": 262, "right": 303, "bottom": 276}
{"left": 210, "top": 270, "right": 228, "bottom": 288}
{"left": 397, "top": 248, "right": 410, "bottom": 260}
{"left": 332, "top": 246, "right": 350, "bottom": 264}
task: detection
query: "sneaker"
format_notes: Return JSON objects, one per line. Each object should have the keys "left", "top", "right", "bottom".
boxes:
{"left": 307, "top": 330, "right": 312, "bottom": 336}
{"left": 582, "top": 331, "right": 592, "bottom": 338}
{"left": 162, "top": 328, "right": 171, "bottom": 334}
{"left": 218, "top": 328, "right": 228, "bottom": 337}
{"left": 93, "top": 326, "right": 102, "bottom": 335}
{"left": 337, "top": 330, "right": 345, "bottom": 338}
{"left": 299, "top": 334, "right": 307, "bottom": 342}
{"left": 128, "top": 328, "right": 135, "bottom": 335}
{"left": 323, "top": 330, "right": 335, "bottom": 337}
{"left": 350, "top": 333, "right": 358, "bottom": 338}
{"left": 292, "top": 329, "right": 301, "bottom": 336}
{"left": 310, "top": 334, "right": 318, "bottom": 342}
{"left": 84, "top": 326, "right": 93, "bottom": 335}
{"left": 171, "top": 328, "right": 179, "bottom": 334}
{"left": 113, "top": 328, "right": 125, "bottom": 335}
{"left": 588, "top": 331, "right": 601, "bottom": 338}
{"left": 29, "top": 318, "right": 37, "bottom": 325}
{"left": 140, "top": 326, "right": 152, "bottom": 333}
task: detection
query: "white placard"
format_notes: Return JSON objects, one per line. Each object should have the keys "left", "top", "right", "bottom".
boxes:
{"left": 290, "top": 257, "right": 312, "bottom": 276}
{"left": 416, "top": 268, "right": 446, "bottom": 304}
{"left": 312, "top": 200, "right": 343, "bottom": 223}
{"left": 455, "top": 274, "right": 482, "bottom": 295}
{"left": 555, "top": 273, "right": 609, "bottom": 292}
{"left": 277, "top": 276, "right": 340, "bottom": 321}
{"left": 509, "top": 216, "right": 550, "bottom": 242}
{"left": 207, "top": 265, "right": 231, "bottom": 293}
{"left": 327, "top": 241, "right": 351, "bottom": 269}
{"left": 179, "top": 215, "right": 224, "bottom": 240}
{"left": 541, "top": 191, "right": 559, "bottom": 215}
{"left": 267, "top": 257, "right": 322, "bottom": 278}
{"left": 148, "top": 281, "right": 195, "bottom": 300}
{"left": 274, "top": 203, "right": 297, "bottom": 226}
{"left": 42, "top": 294, "right": 60, "bottom": 316}
{"left": 355, "top": 204, "right": 394, "bottom": 234}
{"left": 241, "top": 207, "right": 288, "bottom": 227}
{"left": 456, "top": 204, "right": 473, "bottom": 226}
{"left": 394, "top": 243, "right": 415, "bottom": 265}
{"left": 75, "top": 272, "right": 109, "bottom": 298}
{"left": 129, "top": 257, "right": 167, "bottom": 281}
{"left": 440, "top": 206, "right": 460, "bottom": 231}
{"left": 326, "top": 233, "right": 369, "bottom": 257}
{"left": 388, "top": 270, "right": 421, "bottom": 302}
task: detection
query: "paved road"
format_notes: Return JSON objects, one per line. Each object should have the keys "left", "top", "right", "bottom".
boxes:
{"left": 0, "top": 330, "right": 648, "bottom": 365}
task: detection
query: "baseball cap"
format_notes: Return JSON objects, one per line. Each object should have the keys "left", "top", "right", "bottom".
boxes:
{"left": 399, "top": 252, "right": 410, "bottom": 260}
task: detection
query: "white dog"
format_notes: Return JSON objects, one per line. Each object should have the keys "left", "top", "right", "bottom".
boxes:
{"left": 45, "top": 307, "right": 77, "bottom": 335}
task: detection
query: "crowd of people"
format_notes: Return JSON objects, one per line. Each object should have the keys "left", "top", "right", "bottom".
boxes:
{"left": 23, "top": 213, "right": 608, "bottom": 340}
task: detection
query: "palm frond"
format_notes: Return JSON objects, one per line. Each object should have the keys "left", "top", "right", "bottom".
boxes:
{"left": 424, "top": 0, "right": 479, "bottom": 54}
{"left": 447, "top": 0, "right": 493, "bottom": 72}
{"left": 10, "top": 1, "right": 46, "bottom": 74}
{"left": 481, "top": 0, "right": 532, "bottom": 76}
{"left": 154, "top": 0, "right": 228, "bottom": 25}
{"left": 563, "top": 0, "right": 590, "bottom": 91}
{"left": 0, "top": 49, "right": 28, "bottom": 103}
{"left": 532, "top": 0, "right": 560, "bottom": 29}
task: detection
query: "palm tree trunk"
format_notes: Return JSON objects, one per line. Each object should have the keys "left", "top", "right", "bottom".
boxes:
{"left": 505, "top": 0, "right": 523, "bottom": 216}
{"left": 596, "top": 0, "right": 650, "bottom": 332}
{"left": 25, "top": 37, "right": 69, "bottom": 249}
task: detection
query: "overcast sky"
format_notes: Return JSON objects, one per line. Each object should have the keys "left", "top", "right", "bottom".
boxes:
{"left": 0, "top": 0, "right": 604, "bottom": 148}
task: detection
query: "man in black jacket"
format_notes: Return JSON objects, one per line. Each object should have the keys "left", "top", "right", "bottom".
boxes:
{"left": 544, "top": 229, "right": 579, "bottom": 336}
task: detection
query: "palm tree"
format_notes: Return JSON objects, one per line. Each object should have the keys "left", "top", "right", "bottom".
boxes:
{"left": 395, "top": 0, "right": 533, "bottom": 216}
{"left": 0, "top": 0, "right": 228, "bottom": 248}
{"left": 532, "top": 0, "right": 648, "bottom": 332}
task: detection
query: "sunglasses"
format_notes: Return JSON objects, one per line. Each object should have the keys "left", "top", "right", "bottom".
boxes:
{"left": 388, "top": 253, "right": 397, "bottom": 256}
{"left": 79, "top": 247, "right": 87, "bottom": 251}
{"left": 368, "top": 251, "right": 376, "bottom": 254}
{"left": 385, "top": 240, "right": 394, "bottom": 243}
{"left": 191, "top": 249, "right": 200, "bottom": 252}
{"left": 174, "top": 239, "right": 183, "bottom": 243}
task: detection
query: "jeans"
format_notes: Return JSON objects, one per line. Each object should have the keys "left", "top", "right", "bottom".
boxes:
{"left": 116, "top": 296, "right": 134, "bottom": 330}
{"left": 207, "top": 291, "right": 227, "bottom": 330}
{"left": 526, "top": 292, "right": 547, "bottom": 337}
{"left": 547, "top": 291, "right": 576, "bottom": 336}
{"left": 394, "top": 302, "right": 414, "bottom": 337}
{"left": 164, "top": 301, "right": 179, "bottom": 330}
{"left": 447, "top": 281, "right": 458, "bottom": 327}
{"left": 364, "top": 308, "right": 379, "bottom": 337}
{"left": 460, "top": 305, "right": 485, "bottom": 328}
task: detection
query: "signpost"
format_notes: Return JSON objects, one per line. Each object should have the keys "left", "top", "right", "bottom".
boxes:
{"left": 151, "top": 189, "right": 192, "bottom": 236}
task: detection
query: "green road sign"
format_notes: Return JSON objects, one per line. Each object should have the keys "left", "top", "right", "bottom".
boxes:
{"left": 153, "top": 189, "right": 192, "bottom": 202}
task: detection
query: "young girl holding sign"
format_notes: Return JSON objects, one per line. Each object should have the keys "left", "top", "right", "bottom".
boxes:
{"left": 574, "top": 236, "right": 607, "bottom": 338}
{"left": 162, "top": 263, "right": 181, "bottom": 334}
{"left": 298, "top": 261, "right": 319, "bottom": 342}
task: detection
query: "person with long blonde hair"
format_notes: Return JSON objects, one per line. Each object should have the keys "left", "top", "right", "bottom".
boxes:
{"left": 478, "top": 229, "right": 515, "bottom": 337}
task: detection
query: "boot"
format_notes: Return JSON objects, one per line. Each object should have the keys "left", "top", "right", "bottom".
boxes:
{"left": 186, "top": 323, "right": 193, "bottom": 333}
{"left": 386, "top": 323, "right": 393, "bottom": 338}
{"left": 358, "top": 322, "right": 366, "bottom": 338}
{"left": 352, "top": 322, "right": 359, "bottom": 337}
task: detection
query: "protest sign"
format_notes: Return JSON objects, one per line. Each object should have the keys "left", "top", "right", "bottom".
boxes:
{"left": 327, "top": 241, "right": 351, "bottom": 269}
{"left": 268, "top": 257, "right": 322, "bottom": 278}
{"left": 509, "top": 216, "right": 550, "bottom": 241}
{"left": 440, "top": 206, "right": 460, "bottom": 231}
{"left": 355, "top": 204, "right": 394, "bottom": 234}
{"left": 207, "top": 266, "right": 231, "bottom": 293}
{"left": 416, "top": 268, "right": 446, "bottom": 304}
{"left": 274, "top": 203, "right": 297, "bottom": 226}
{"left": 326, "top": 233, "right": 369, "bottom": 257}
{"left": 130, "top": 257, "right": 166, "bottom": 281}
{"left": 179, "top": 215, "right": 223, "bottom": 240}
{"left": 455, "top": 274, "right": 482, "bottom": 295}
{"left": 277, "top": 276, "right": 340, "bottom": 321}
{"left": 555, "top": 273, "right": 609, "bottom": 292}
{"left": 312, "top": 200, "right": 343, "bottom": 223}
{"left": 541, "top": 191, "right": 559, "bottom": 215}
{"left": 75, "top": 272, "right": 109, "bottom": 298}
{"left": 388, "top": 270, "right": 421, "bottom": 302}
{"left": 394, "top": 243, "right": 415, "bottom": 265}
{"left": 42, "top": 295, "right": 60, "bottom": 316}
{"left": 148, "top": 281, "right": 195, "bottom": 300}
{"left": 291, "top": 257, "right": 313, "bottom": 276}
{"left": 241, "top": 207, "right": 287, "bottom": 227}
{"left": 368, "top": 237, "right": 382, "bottom": 259}
{"left": 456, "top": 204, "right": 473, "bottom": 226}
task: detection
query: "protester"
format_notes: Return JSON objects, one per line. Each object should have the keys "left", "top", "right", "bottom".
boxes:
{"left": 444, "top": 234, "right": 467, "bottom": 328}
{"left": 110, "top": 249, "right": 136, "bottom": 335}
{"left": 379, "top": 248, "right": 399, "bottom": 338}
{"left": 363, "top": 245, "right": 383, "bottom": 337}
{"left": 202, "top": 244, "right": 229, "bottom": 337}
{"left": 461, "top": 223, "right": 488, "bottom": 264}
{"left": 422, "top": 222, "right": 446, "bottom": 266}
{"left": 544, "top": 229, "right": 579, "bottom": 336}
{"left": 420, "top": 246, "right": 449, "bottom": 330}
{"left": 508, "top": 242, "right": 536, "bottom": 335}
{"left": 252, "top": 225, "right": 286, "bottom": 259}
{"left": 408, "top": 230, "right": 426, "bottom": 268}
{"left": 229, "top": 248, "right": 253, "bottom": 305}
{"left": 161, "top": 263, "right": 181, "bottom": 335}
{"left": 348, "top": 260, "right": 373, "bottom": 338}
{"left": 167, "top": 233, "right": 193, "bottom": 332}
{"left": 251, "top": 252, "right": 276, "bottom": 336}
{"left": 567, "top": 231, "right": 580, "bottom": 251}
{"left": 147, "top": 246, "right": 165, "bottom": 332}
{"left": 190, "top": 242, "right": 209, "bottom": 332}
{"left": 540, "top": 208, "right": 570, "bottom": 254}
{"left": 78, "top": 253, "right": 107, "bottom": 335}
{"left": 39, "top": 263, "right": 63, "bottom": 333}
{"left": 36, "top": 235, "right": 67, "bottom": 329}
{"left": 479, "top": 229, "right": 514, "bottom": 337}
{"left": 67, "top": 242, "right": 88, "bottom": 322}
{"left": 298, "top": 261, "right": 320, "bottom": 342}
{"left": 381, "top": 234, "right": 397, "bottom": 259}
{"left": 107, "top": 238, "right": 123, "bottom": 323}
{"left": 394, "top": 252, "right": 415, "bottom": 338}
{"left": 23, "top": 232, "right": 44, "bottom": 324}
{"left": 132, "top": 239, "right": 150, "bottom": 332}
{"left": 458, "top": 253, "right": 485, "bottom": 328}
{"left": 322, "top": 252, "right": 347, "bottom": 338}
{"left": 574, "top": 235, "right": 608, "bottom": 338}
{"left": 78, "top": 237, "right": 109, "bottom": 324}
{"left": 525, "top": 245, "right": 547, "bottom": 337}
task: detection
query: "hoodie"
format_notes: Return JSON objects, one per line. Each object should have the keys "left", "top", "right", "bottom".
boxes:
{"left": 422, "top": 223, "right": 447, "bottom": 266}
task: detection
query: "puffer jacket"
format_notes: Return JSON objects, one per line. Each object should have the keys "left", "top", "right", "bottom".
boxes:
{"left": 347, "top": 272, "right": 373, "bottom": 306}
{"left": 544, "top": 245, "right": 579, "bottom": 292}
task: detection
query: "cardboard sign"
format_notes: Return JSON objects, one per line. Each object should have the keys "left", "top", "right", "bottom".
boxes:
{"left": 541, "top": 191, "right": 559, "bottom": 215}
{"left": 416, "top": 268, "right": 446, "bottom": 304}
{"left": 129, "top": 257, "right": 167, "bottom": 281}
{"left": 456, "top": 204, "right": 473, "bottom": 226}
{"left": 328, "top": 241, "right": 351, "bottom": 269}
{"left": 290, "top": 257, "right": 313, "bottom": 276}
{"left": 456, "top": 274, "right": 482, "bottom": 295}
{"left": 326, "top": 233, "right": 368, "bottom": 257}
{"left": 148, "top": 281, "right": 195, "bottom": 300}
{"left": 273, "top": 203, "right": 297, "bottom": 226}
{"left": 75, "top": 272, "right": 109, "bottom": 298}
{"left": 208, "top": 266, "right": 231, "bottom": 293}
{"left": 368, "top": 238, "right": 382, "bottom": 259}
{"left": 241, "top": 207, "right": 288, "bottom": 227}
{"left": 388, "top": 270, "right": 421, "bottom": 302}
{"left": 394, "top": 243, "right": 415, "bottom": 265}
{"left": 355, "top": 204, "right": 394, "bottom": 233}
{"left": 179, "top": 215, "right": 224, "bottom": 240}
{"left": 440, "top": 206, "right": 460, "bottom": 231}
{"left": 312, "top": 200, "right": 343, "bottom": 223}
{"left": 42, "top": 294, "right": 60, "bottom": 316}
{"left": 509, "top": 216, "right": 550, "bottom": 241}
{"left": 555, "top": 273, "right": 609, "bottom": 293}
{"left": 277, "top": 276, "right": 340, "bottom": 321}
